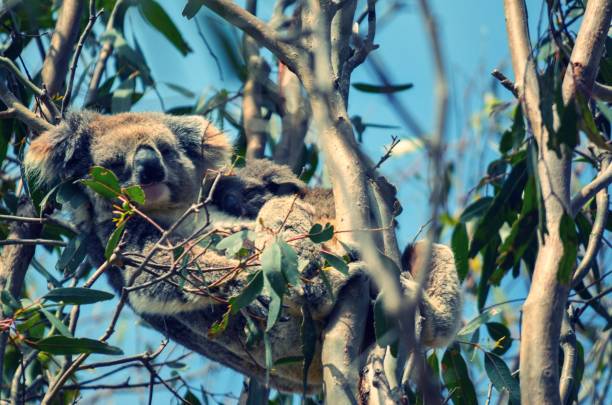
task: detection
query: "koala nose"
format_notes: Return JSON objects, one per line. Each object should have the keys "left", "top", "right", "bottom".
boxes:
{"left": 134, "top": 147, "right": 165, "bottom": 185}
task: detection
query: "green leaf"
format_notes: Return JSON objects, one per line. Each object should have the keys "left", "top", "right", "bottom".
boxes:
{"left": 32, "top": 336, "right": 123, "bottom": 355}
{"left": 111, "top": 77, "right": 135, "bottom": 114}
{"left": 576, "top": 94, "right": 612, "bottom": 151}
{"left": 451, "top": 223, "right": 469, "bottom": 282}
{"left": 105, "top": 222, "right": 126, "bottom": 260}
{"left": 554, "top": 97, "right": 578, "bottom": 151}
{"left": 373, "top": 292, "right": 398, "bottom": 347}
{"left": 441, "top": 346, "right": 477, "bottom": 405}
{"left": 138, "top": 0, "right": 192, "bottom": 55}
{"left": 1, "top": 290, "right": 21, "bottom": 310}
{"left": 228, "top": 271, "right": 263, "bottom": 315}
{"left": 558, "top": 212, "right": 578, "bottom": 284}
{"left": 274, "top": 356, "right": 304, "bottom": 366}
{"left": 163, "top": 82, "right": 196, "bottom": 98}
{"left": 43, "top": 288, "right": 114, "bottom": 305}
{"left": 459, "top": 197, "right": 494, "bottom": 222}
{"left": 182, "top": 0, "right": 203, "bottom": 19}
{"left": 183, "top": 390, "right": 202, "bottom": 405}
{"left": 208, "top": 307, "right": 230, "bottom": 337}
{"left": 457, "top": 307, "right": 501, "bottom": 338}
{"left": 499, "top": 105, "right": 525, "bottom": 154}
{"left": 122, "top": 185, "right": 145, "bottom": 205}
{"left": 216, "top": 230, "right": 252, "bottom": 257}
{"left": 56, "top": 235, "right": 88, "bottom": 274}
{"left": 308, "top": 223, "right": 334, "bottom": 243}
{"left": 484, "top": 352, "right": 520, "bottom": 404}
{"left": 81, "top": 166, "right": 121, "bottom": 199}
{"left": 261, "top": 242, "right": 288, "bottom": 331}
{"left": 301, "top": 305, "right": 316, "bottom": 395}
{"left": 352, "top": 82, "right": 414, "bottom": 94}
{"left": 40, "top": 307, "right": 73, "bottom": 337}
{"left": 469, "top": 160, "right": 527, "bottom": 257}
{"left": 486, "top": 322, "right": 512, "bottom": 355}
{"left": 321, "top": 251, "right": 349, "bottom": 275}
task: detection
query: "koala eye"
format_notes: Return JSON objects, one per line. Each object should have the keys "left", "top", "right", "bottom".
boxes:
{"left": 102, "top": 159, "right": 125, "bottom": 175}
{"left": 157, "top": 142, "right": 175, "bottom": 158}
{"left": 222, "top": 193, "right": 241, "bottom": 215}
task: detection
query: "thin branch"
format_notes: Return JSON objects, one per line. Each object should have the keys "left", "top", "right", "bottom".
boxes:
{"left": 592, "top": 81, "right": 612, "bottom": 102}
{"left": 0, "top": 238, "right": 66, "bottom": 247}
{"left": 571, "top": 160, "right": 612, "bottom": 215}
{"left": 194, "top": 17, "right": 224, "bottom": 81}
{"left": 198, "top": 0, "right": 302, "bottom": 73}
{"left": 0, "top": 214, "right": 78, "bottom": 234}
{"left": 559, "top": 309, "right": 577, "bottom": 404}
{"left": 61, "top": 0, "right": 103, "bottom": 116}
{"left": 491, "top": 69, "right": 519, "bottom": 98}
{"left": 0, "top": 79, "right": 53, "bottom": 133}
{"left": 0, "top": 56, "right": 60, "bottom": 120}
{"left": 572, "top": 163, "right": 609, "bottom": 287}
{"left": 85, "top": 0, "right": 125, "bottom": 106}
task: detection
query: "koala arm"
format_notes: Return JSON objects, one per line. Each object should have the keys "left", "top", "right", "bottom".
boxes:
{"left": 401, "top": 241, "right": 462, "bottom": 347}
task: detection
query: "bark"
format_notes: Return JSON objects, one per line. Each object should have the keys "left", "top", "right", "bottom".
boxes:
{"left": 41, "top": 0, "right": 84, "bottom": 98}
{"left": 503, "top": 1, "right": 612, "bottom": 403}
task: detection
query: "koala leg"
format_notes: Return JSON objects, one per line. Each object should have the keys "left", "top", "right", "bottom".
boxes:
{"left": 400, "top": 241, "right": 462, "bottom": 347}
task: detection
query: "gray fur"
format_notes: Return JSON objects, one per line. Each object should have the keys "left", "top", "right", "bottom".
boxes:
{"left": 24, "top": 111, "right": 462, "bottom": 393}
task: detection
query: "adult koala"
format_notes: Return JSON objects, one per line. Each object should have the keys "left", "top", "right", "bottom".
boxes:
{"left": 24, "top": 111, "right": 461, "bottom": 393}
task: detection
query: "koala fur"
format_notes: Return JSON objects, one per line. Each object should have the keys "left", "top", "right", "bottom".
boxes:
{"left": 24, "top": 111, "right": 461, "bottom": 393}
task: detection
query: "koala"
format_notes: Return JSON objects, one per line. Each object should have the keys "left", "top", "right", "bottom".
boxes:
{"left": 24, "top": 111, "right": 461, "bottom": 393}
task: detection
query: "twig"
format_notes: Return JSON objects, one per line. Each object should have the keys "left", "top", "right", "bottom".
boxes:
{"left": 571, "top": 161, "right": 612, "bottom": 215}
{"left": 198, "top": 0, "right": 302, "bottom": 73}
{"left": 559, "top": 309, "right": 577, "bottom": 404}
{"left": 0, "top": 238, "right": 67, "bottom": 247}
{"left": 491, "top": 69, "right": 519, "bottom": 98}
{"left": 373, "top": 135, "right": 400, "bottom": 170}
{"left": 194, "top": 17, "right": 224, "bottom": 81}
{"left": 592, "top": 81, "right": 612, "bottom": 102}
{"left": 85, "top": 0, "right": 124, "bottom": 106}
{"left": 61, "top": 0, "right": 103, "bottom": 116}
{"left": 0, "top": 214, "right": 78, "bottom": 234}
{"left": 572, "top": 166, "right": 609, "bottom": 287}
{"left": 0, "top": 73, "right": 54, "bottom": 133}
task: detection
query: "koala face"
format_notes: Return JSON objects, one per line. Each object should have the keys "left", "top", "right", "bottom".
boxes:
{"left": 212, "top": 159, "right": 306, "bottom": 218}
{"left": 25, "top": 112, "right": 230, "bottom": 214}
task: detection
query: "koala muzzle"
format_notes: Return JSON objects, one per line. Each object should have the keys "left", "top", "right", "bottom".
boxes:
{"left": 134, "top": 146, "right": 165, "bottom": 185}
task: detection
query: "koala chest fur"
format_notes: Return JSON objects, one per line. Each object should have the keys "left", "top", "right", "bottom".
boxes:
{"left": 24, "top": 111, "right": 461, "bottom": 394}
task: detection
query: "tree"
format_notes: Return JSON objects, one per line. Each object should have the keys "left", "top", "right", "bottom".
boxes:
{"left": 0, "top": 0, "right": 610, "bottom": 404}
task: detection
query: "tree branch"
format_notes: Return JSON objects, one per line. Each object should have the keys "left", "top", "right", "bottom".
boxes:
{"left": 85, "top": 0, "right": 125, "bottom": 106}
{"left": 41, "top": 0, "right": 84, "bottom": 98}
{"left": 561, "top": 0, "right": 612, "bottom": 103}
{"left": 571, "top": 159, "right": 612, "bottom": 215}
{"left": 0, "top": 79, "right": 53, "bottom": 133}
{"left": 592, "top": 81, "right": 612, "bottom": 102}
{"left": 198, "top": 0, "right": 302, "bottom": 73}
{"left": 61, "top": 0, "right": 102, "bottom": 116}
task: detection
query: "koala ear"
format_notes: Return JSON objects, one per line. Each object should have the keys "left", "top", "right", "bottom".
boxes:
{"left": 24, "top": 112, "right": 95, "bottom": 188}
{"left": 163, "top": 115, "right": 231, "bottom": 168}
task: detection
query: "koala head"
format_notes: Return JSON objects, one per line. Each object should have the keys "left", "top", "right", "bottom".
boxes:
{"left": 25, "top": 111, "right": 230, "bottom": 215}
{"left": 212, "top": 159, "right": 306, "bottom": 218}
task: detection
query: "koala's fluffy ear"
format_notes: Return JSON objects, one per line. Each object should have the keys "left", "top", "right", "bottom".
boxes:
{"left": 163, "top": 115, "right": 231, "bottom": 167}
{"left": 24, "top": 112, "right": 96, "bottom": 188}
